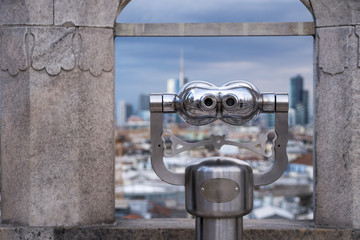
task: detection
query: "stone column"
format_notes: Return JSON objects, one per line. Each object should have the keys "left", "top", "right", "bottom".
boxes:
{"left": 0, "top": 0, "right": 127, "bottom": 226}
{"left": 306, "top": 0, "right": 360, "bottom": 228}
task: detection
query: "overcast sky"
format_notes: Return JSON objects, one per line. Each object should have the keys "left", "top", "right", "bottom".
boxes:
{"left": 115, "top": 0, "right": 314, "bottom": 113}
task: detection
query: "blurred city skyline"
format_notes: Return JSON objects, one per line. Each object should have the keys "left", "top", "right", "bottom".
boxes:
{"left": 115, "top": 0, "right": 314, "bottom": 113}
{"left": 114, "top": 1, "right": 314, "bottom": 219}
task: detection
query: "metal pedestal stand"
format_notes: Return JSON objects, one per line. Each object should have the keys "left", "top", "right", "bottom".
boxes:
{"left": 186, "top": 157, "right": 252, "bottom": 240}
{"left": 150, "top": 81, "right": 288, "bottom": 240}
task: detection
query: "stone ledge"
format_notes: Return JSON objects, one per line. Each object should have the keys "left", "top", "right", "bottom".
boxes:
{"left": 0, "top": 219, "right": 359, "bottom": 240}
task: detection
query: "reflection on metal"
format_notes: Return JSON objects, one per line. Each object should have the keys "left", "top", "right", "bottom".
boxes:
{"left": 115, "top": 22, "right": 315, "bottom": 37}
{"left": 150, "top": 80, "right": 289, "bottom": 240}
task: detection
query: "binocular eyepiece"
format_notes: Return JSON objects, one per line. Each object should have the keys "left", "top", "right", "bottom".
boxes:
{"left": 151, "top": 80, "right": 286, "bottom": 126}
{"left": 199, "top": 93, "right": 217, "bottom": 112}
{"left": 198, "top": 92, "right": 248, "bottom": 112}
{"left": 176, "top": 81, "right": 262, "bottom": 125}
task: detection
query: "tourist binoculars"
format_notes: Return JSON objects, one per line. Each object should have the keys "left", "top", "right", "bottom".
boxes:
{"left": 150, "top": 81, "right": 288, "bottom": 240}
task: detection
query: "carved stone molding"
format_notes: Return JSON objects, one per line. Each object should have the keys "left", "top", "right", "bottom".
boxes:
{"left": 77, "top": 28, "right": 114, "bottom": 77}
{"left": 0, "top": 28, "right": 32, "bottom": 76}
{"left": 317, "top": 26, "right": 352, "bottom": 75}
{"left": 31, "top": 27, "right": 77, "bottom": 76}
{"left": 0, "top": 26, "right": 114, "bottom": 77}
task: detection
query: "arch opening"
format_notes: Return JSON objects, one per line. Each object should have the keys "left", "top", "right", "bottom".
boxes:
{"left": 117, "top": 0, "right": 313, "bottom": 23}
{"left": 114, "top": 0, "right": 314, "bottom": 221}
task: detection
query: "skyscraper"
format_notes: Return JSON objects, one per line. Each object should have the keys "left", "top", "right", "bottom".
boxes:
{"left": 302, "top": 89, "right": 309, "bottom": 125}
{"left": 290, "top": 75, "right": 303, "bottom": 109}
{"left": 118, "top": 100, "right": 127, "bottom": 127}
{"left": 179, "top": 50, "right": 185, "bottom": 88}
{"left": 138, "top": 94, "right": 150, "bottom": 111}
{"left": 179, "top": 50, "right": 188, "bottom": 88}
{"left": 167, "top": 53, "right": 189, "bottom": 94}
{"left": 117, "top": 100, "right": 133, "bottom": 127}
{"left": 165, "top": 52, "right": 189, "bottom": 124}
{"left": 138, "top": 94, "right": 150, "bottom": 121}
{"left": 167, "top": 78, "right": 179, "bottom": 93}
{"left": 289, "top": 75, "right": 309, "bottom": 125}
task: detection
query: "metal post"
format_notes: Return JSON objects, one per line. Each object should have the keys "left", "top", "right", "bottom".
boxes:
{"left": 196, "top": 217, "right": 243, "bottom": 240}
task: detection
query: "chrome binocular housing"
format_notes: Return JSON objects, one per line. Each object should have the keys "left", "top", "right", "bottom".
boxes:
{"left": 150, "top": 80, "right": 289, "bottom": 187}
{"left": 178, "top": 81, "right": 261, "bottom": 125}
{"left": 153, "top": 81, "right": 287, "bottom": 126}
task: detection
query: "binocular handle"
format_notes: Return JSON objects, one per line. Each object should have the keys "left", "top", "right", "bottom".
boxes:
{"left": 150, "top": 110, "right": 186, "bottom": 185}
{"left": 150, "top": 82, "right": 288, "bottom": 186}
{"left": 253, "top": 110, "right": 288, "bottom": 186}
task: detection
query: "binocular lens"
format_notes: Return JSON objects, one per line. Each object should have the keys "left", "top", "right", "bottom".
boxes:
{"left": 200, "top": 94, "right": 217, "bottom": 112}
{"left": 222, "top": 94, "right": 239, "bottom": 111}
{"left": 225, "top": 97, "right": 235, "bottom": 107}
{"left": 204, "top": 98, "right": 214, "bottom": 107}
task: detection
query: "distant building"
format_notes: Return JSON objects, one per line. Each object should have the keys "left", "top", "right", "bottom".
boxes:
{"left": 138, "top": 94, "right": 150, "bottom": 121}
{"left": 166, "top": 77, "right": 188, "bottom": 94}
{"left": 117, "top": 100, "right": 133, "bottom": 127}
{"left": 167, "top": 78, "right": 179, "bottom": 93}
{"left": 295, "top": 103, "right": 306, "bottom": 125}
{"left": 290, "top": 75, "right": 303, "bottom": 109}
{"left": 289, "top": 75, "right": 309, "bottom": 126}
{"left": 165, "top": 53, "right": 189, "bottom": 124}
{"left": 288, "top": 108, "right": 296, "bottom": 126}
{"left": 302, "top": 89, "right": 309, "bottom": 124}
{"left": 138, "top": 94, "right": 150, "bottom": 112}
{"left": 167, "top": 52, "right": 189, "bottom": 94}
{"left": 178, "top": 51, "right": 188, "bottom": 88}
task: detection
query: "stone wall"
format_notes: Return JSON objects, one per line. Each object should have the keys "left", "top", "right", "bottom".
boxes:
{"left": 0, "top": 0, "right": 127, "bottom": 227}
{"left": 308, "top": 0, "right": 360, "bottom": 229}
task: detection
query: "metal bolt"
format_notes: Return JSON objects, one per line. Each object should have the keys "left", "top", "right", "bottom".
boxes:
{"left": 235, "top": 187, "right": 239, "bottom": 192}
{"left": 201, "top": 187, "right": 205, "bottom": 192}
